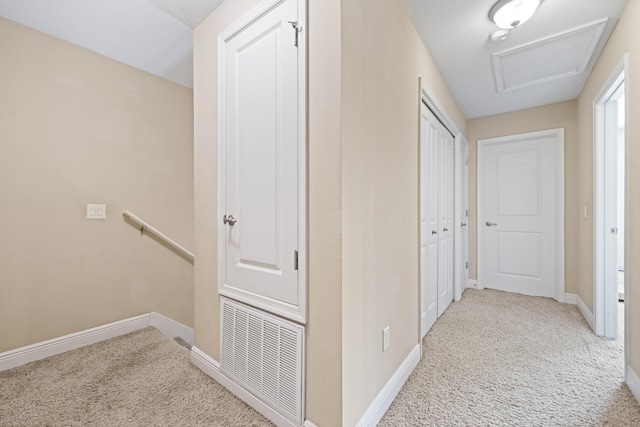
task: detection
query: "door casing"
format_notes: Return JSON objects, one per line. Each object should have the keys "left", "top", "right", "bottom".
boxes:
{"left": 594, "top": 54, "right": 628, "bottom": 344}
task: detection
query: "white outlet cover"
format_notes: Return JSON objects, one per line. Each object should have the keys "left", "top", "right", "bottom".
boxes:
{"left": 383, "top": 326, "right": 390, "bottom": 352}
{"left": 87, "top": 204, "right": 107, "bottom": 219}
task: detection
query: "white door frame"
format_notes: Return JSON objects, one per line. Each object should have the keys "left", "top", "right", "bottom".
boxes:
{"left": 593, "top": 55, "right": 628, "bottom": 345}
{"left": 217, "top": 0, "right": 307, "bottom": 324}
{"left": 477, "top": 128, "right": 565, "bottom": 302}
{"left": 419, "top": 80, "right": 467, "bottom": 330}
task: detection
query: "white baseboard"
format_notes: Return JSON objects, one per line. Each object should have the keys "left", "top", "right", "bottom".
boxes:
{"left": 0, "top": 314, "right": 149, "bottom": 372}
{"left": 563, "top": 293, "right": 578, "bottom": 305}
{"left": 355, "top": 343, "right": 421, "bottom": 427}
{"left": 467, "top": 279, "right": 478, "bottom": 289}
{"left": 577, "top": 295, "right": 594, "bottom": 329}
{"left": 0, "top": 312, "right": 194, "bottom": 372}
{"left": 302, "top": 420, "right": 319, "bottom": 427}
{"left": 626, "top": 365, "right": 640, "bottom": 405}
{"left": 150, "top": 312, "right": 194, "bottom": 346}
{"left": 190, "top": 346, "right": 298, "bottom": 427}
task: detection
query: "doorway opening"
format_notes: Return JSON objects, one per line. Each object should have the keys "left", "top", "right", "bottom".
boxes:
{"left": 594, "top": 57, "right": 626, "bottom": 347}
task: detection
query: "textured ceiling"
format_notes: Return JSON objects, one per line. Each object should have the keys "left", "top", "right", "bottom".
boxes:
{"left": 403, "top": 0, "right": 629, "bottom": 119}
{"left": 0, "top": 0, "right": 225, "bottom": 88}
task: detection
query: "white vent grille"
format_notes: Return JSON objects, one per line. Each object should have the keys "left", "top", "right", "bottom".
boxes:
{"left": 221, "top": 297, "right": 305, "bottom": 424}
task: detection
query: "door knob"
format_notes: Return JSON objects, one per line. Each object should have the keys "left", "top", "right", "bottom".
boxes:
{"left": 485, "top": 221, "right": 497, "bottom": 227}
{"left": 443, "top": 227, "right": 448, "bottom": 232}
{"left": 461, "top": 223, "right": 467, "bottom": 227}
{"left": 223, "top": 214, "right": 237, "bottom": 226}
{"left": 432, "top": 230, "right": 438, "bottom": 235}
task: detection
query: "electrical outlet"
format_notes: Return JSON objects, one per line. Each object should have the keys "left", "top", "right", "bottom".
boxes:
{"left": 383, "top": 326, "right": 390, "bottom": 352}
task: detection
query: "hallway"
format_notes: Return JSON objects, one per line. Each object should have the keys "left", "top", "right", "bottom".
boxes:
{"left": 380, "top": 289, "right": 639, "bottom": 426}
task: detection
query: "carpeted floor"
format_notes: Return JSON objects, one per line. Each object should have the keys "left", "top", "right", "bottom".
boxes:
{"left": 379, "top": 289, "right": 640, "bottom": 426}
{"left": 1, "top": 290, "right": 638, "bottom": 426}
{"left": 0, "top": 327, "right": 273, "bottom": 426}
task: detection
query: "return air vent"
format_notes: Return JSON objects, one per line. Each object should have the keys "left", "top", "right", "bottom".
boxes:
{"left": 221, "top": 297, "right": 305, "bottom": 425}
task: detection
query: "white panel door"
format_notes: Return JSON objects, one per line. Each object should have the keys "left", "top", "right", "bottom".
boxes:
{"left": 420, "top": 103, "right": 454, "bottom": 338}
{"left": 220, "top": 0, "right": 299, "bottom": 308}
{"left": 421, "top": 105, "right": 439, "bottom": 336}
{"left": 478, "top": 135, "right": 556, "bottom": 297}
{"left": 438, "top": 129, "right": 454, "bottom": 317}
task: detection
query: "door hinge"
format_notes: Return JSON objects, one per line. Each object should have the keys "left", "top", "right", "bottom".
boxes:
{"left": 294, "top": 250, "right": 299, "bottom": 270}
{"left": 466, "top": 261, "right": 469, "bottom": 269}
{"left": 288, "top": 20, "right": 299, "bottom": 47}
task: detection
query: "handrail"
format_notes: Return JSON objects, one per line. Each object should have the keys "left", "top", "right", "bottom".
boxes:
{"left": 122, "top": 211, "right": 194, "bottom": 264}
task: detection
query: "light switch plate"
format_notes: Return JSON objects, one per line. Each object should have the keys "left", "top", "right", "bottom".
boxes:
{"left": 87, "top": 204, "right": 107, "bottom": 219}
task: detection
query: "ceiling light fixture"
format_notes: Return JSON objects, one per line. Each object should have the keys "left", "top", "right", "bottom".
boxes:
{"left": 489, "top": 0, "right": 542, "bottom": 29}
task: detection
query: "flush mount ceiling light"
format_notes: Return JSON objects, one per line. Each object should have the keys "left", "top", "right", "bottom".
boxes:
{"left": 489, "top": 0, "right": 542, "bottom": 29}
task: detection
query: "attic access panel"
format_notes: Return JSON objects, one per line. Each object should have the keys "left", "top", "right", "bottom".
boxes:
{"left": 492, "top": 19, "right": 608, "bottom": 93}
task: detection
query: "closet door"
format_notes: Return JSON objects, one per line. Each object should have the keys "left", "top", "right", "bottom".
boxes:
{"left": 219, "top": 0, "right": 304, "bottom": 322}
{"left": 437, "top": 124, "right": 455, "bottom": 317}
{"left": 420, "top": 103, "right": 455, "bottom": 338}
{"left": 421, "top": 104, "right": 440, "bottom": 337}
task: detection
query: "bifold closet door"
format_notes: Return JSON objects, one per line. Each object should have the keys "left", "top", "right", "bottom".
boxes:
{"left": 420, "top": 103, "right": 454, "bottom": 338}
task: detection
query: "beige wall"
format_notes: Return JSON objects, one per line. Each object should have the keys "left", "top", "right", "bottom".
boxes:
{"left": 193, "top": 1, "right": 344, "bottom": 425}
{"left": 306, "top": 0, "right": 344, "bottom": 424}
{"left": 0, "top": 18, "right": 194, "bottom": 352}
{"left": 340, "top": 0, "right": 466, "bottom": 424}
{"left": 576, "top": 0, "right": 640, "bottom": 374}
{"left": 466, "top": 101, "right": 579, "bottom": 295}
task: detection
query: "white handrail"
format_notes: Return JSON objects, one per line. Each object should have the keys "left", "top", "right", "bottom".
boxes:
{"left": 122, "top": 211, "right": 194, "bottom": 263}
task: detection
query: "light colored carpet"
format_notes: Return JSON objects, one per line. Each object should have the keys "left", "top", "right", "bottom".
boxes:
{"left": 379, "top": 289, "right": 640, "bottom": 426}
{"left": 2, "top": 291, "right": 637, "bottom": 426}
{"left": 0, "top": 327, "right": 273, "bottom": 426}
